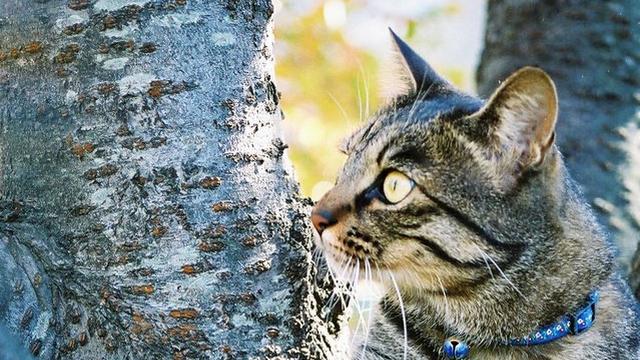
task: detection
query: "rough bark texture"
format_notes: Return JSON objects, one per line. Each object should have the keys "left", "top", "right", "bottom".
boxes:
{"left": 0, "top": 1, "right": 338, "bottom": 358}
{"left": 477, "top": 1, "right": 640, "bottom": 291}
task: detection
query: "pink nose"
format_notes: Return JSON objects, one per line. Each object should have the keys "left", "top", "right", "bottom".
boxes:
{"left": 311, "top": 208, "right": 337, "bottom": 236}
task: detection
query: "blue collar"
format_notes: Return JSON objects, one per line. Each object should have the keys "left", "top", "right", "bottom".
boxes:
{"left": 509, "top": 290, "right": 599, "bottom": 346}
{"left": 443, "top": 290, "right": 599, "bottom": 359}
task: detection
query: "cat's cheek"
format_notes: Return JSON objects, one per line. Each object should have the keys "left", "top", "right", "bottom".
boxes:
{"left": 319, "top": 229, "right": 351, "bottom": 264}
{"left": 320, "top": 227, "right": 340, "bottom": 249}
{"left": 311, "top": 227, "right": 324, "bottom": 249}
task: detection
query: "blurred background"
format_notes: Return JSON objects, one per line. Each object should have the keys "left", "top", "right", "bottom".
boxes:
{"left": 274, "top": 0, "right": 486, "bottom": 201}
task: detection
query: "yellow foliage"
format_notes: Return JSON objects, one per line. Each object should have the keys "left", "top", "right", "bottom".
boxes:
{"left": 275, "top": 0, "right": 478, "bottom": 200}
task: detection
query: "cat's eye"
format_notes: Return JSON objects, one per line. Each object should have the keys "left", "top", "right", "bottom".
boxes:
{"left": 382, "top": 171, "right": 414, "bottom": 204}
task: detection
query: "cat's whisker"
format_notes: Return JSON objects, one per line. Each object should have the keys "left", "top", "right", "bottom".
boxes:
{"left": 340, "top": 257, "right": 359, "bottom": 308}
{"left": 323, "top": 292, "right": 340, "bottom": 320}
{"left": 351, "top": 314, "right": 364, "bottom": 349}
{"left": 360, "top": 257, "right": 375, "bottom": 356}
{"left": 356, "top": 60, "right": 371, "bottom": 119}
{"left": 326, "top": 254, "right": 347, "bottom": 289}
{"left": 350, "top": 312, "right": 364, "bottom": 348}
{"left": 337, "top": 256, "right": 354, "bottom": 284}
{"left": 434, "top": 273, "right": 449, "bottom": 320}
{"left": 327, "top": 92, "right": 354, "bottom": 128}
{"left": 356, "top": 81, "right": 364, "bottom": 123}
{"left": 365, "top": 76, "right": 370, "bottom": 120}
{"left": 477, "top": 248, "right": 496, "bottom": 281}
{"left": 421, "top": 80, "right": 437, "bottom": 98}
{"left": 474, "top": 244, "right": 525, "bottom": 299}
{"left": 312, "top": 248, "right": 326, "bottom": 281}
{"left": 337, "top": 256, "right": 356, "bottom": 296}
{"left": 404, "top": 74, "right": 438, "bottom": 126}
{"left": 380, "top": 263, "right": 408, "bottom": 360}
{"left": 407, "top": 86, "right": 430, "bottom": 123}
{"left": 324, "top": 257, "right": 341, "bottom": 290}
{"left": 325, "top": 256, "right": 338, "bottom": 281}
{"left": 350, "top": 258, "right": 369, "bottom": 348}
{"left": 335, "top": 256, "right": 354, "bottom": 295}
{"left": 406, "top": 94, "right": 418, "bottom": 122}
{"left": 353, "top": 257, "right": 361, "bottom": 289}
{"left": 350, "top": 257, "right": 368, "bottom": 350}
{"left": 323, "top": 255, "right": 352, "bottom": 320}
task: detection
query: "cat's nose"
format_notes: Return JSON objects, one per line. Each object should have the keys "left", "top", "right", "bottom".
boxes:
{"left": 311, "top": 208, "right": 337, "bottom": 236}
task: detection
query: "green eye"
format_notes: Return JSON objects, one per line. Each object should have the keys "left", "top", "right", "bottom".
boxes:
{"left": 382, "top": 171, "right": 414, "bottom": 204}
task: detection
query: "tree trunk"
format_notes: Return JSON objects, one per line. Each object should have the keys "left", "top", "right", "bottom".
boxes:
{"left": 477, "top": 0, "right": 640, "bottom": 293}
{"left": 0, "top": 1, "right": 336, "bottom": 358}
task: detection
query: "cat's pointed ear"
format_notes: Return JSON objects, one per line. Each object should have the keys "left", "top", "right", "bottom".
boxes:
{"left": 389, "top": 28, "right": 447, "bottom": 94}
{"left": 471, "top": 67, "right": 558, "bottom": 179}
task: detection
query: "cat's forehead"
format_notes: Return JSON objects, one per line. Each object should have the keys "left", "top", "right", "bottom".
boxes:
{"left": 341, "top": 93, "right": 482, "bottom": 156}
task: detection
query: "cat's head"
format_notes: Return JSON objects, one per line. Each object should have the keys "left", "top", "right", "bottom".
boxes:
{"left": 311, "top": 30, "right": 564, "bottom": 294}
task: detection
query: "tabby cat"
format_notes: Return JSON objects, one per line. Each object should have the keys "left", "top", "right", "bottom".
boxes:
{"left": 310, "top": 30, "right": 640, "bottom": 359}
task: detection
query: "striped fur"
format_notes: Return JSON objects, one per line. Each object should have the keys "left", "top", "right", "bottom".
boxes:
{"left": 312, "top": 64, "right": 640, "bottom": 359}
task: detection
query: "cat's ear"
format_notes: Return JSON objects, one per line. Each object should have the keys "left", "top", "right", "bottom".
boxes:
{"left": 388, "top": 28, "right": 448, "bottom": 94}
{"left": 470, "top": 67, "right": 558, "bottom": 179}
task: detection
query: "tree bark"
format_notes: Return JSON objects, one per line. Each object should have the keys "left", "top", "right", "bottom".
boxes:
{"left": 477, "top": 0, "right": 640, "bottom": 293}
{"left": 0, "top": 1, "right": 337, "bottom": 358}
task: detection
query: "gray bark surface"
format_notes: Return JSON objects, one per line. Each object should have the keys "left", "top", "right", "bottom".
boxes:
{"left": 477, "top": 1, "right": 640, "bottom": 288}
{"left": 0, "top": 1, "right": 337, "bottom": 358}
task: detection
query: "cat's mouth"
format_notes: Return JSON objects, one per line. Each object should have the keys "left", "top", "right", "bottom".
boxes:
{"left": 317, "top": 225, "right": 376, "bottom": 257}
{"left": 315, "top": 226, "right": 382, "bottom": 283}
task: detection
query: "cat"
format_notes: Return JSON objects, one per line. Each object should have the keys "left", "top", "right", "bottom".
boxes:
{"left": 310, "top": 29, "right": 640, "bottom": 360}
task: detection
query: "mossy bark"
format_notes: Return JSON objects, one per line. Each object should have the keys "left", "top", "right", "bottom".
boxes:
{"left": 477, "top": 0, "right": 640, "bottom": 295}
{"left": 0, "top": 1, "right": 337, "bottom": 358}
